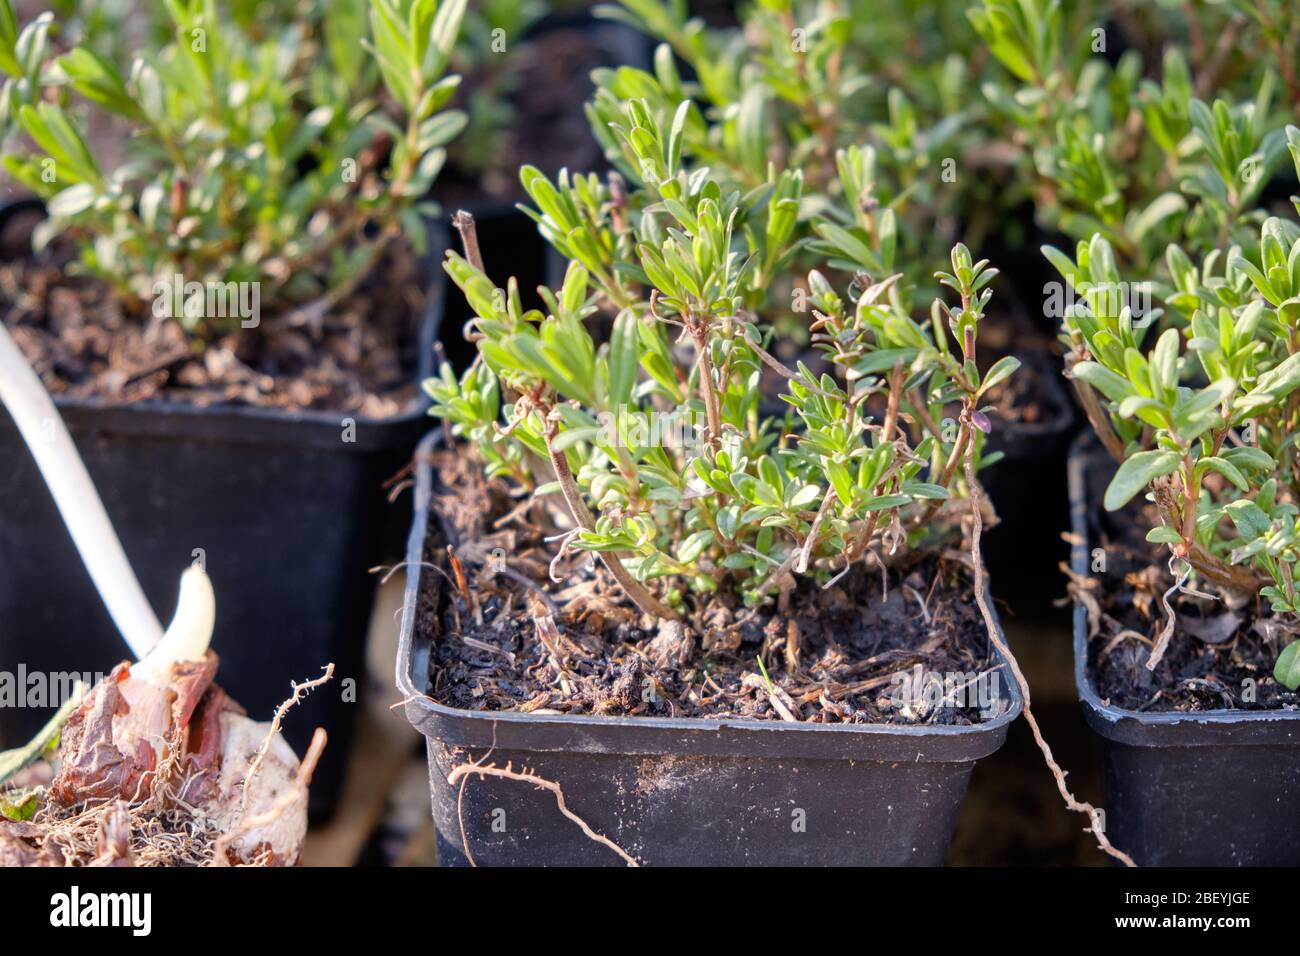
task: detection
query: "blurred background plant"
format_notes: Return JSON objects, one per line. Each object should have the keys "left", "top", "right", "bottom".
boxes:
{"left": 1, "top": 0, "right": 467, "bottom": 337}
{"left": 444, "top": 0, "right": 547, "bottom": 189}
{"left": 592, "top": 0, "right": 984, "bottom": 307}
{"left": 972, "top": 0, "right": 1296, "bottom": 285}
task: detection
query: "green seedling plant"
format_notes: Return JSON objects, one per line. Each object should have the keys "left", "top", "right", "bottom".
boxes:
{"left": 0, "top": 0, "right": 467, "bottom": 337}
{"left": 432, "top": 94, "right": 1143, "bottom": 866}
{"left": 1053, "top": 125, "right": 1300, "bottom": 688}
{"left": 429, "top": 91, "right": 1017, "bottom": 621}
{"left": 590, "top": 0, "right": 988, "bottom": 300}
{"left": 971, "top": 0, "right": 1292, "bottom": 280}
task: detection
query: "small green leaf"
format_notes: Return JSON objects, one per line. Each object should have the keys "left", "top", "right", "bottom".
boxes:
{"left": 823, "top": 460, "right": 855, "bottom": 507}
{"left": 1225, "top": 499, "right": 1272, "bottom": 541}
{"left": 677, "top": 529, "right": 714, "bottom": 564}
{"left": 45, "top": 182, "right": 97, "bottom": 217}
{"left": 1198, "top": 456, "right": 1248, "bottom": 491}
{"left": 1146, "top": 526, "right": 1184, "bottom": 546}
{"left": 977, "top": 355, "right": 1020, "bottom": 398}
{"left": 1104, "top": 450, "right": 1181, "bottom": 511}
{"left": 1072, "top": 361, "right": 1133, "bottom": 403}
{"left": 1275, "top": 642, "right": 1300, "bottom": 691}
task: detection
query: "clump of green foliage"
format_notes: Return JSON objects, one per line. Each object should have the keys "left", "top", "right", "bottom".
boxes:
{"left": 971, "top": 0, "right": 1294, "bottom": 276}
{"left": 428, "top": 89, "right": 1018, "bottom": 619}
{"left": 974, "top": 0, "right": 1300, "bottom": 686}
{"left": 0, "top": 0, "right": 51, "bottom": 137}
{"left": 589, "top": 0, "right": 988, "bottom": 301}
{"left": 1051, "top": 126, "right": 1300, "bottom": 688}
{"left": 0, "top": 0, "right": 467, "bottom": 336}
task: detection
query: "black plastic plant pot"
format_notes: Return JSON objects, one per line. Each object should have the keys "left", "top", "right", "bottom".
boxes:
{"left": 979, "top": 348, "right": 1078, "bottom": 619}
{"left": 1068, "top": 435, "right": 1300, "bottom": 866}
{"left": 0, "top": 213, "right": 448, "bottom": 819}
{"left": 397, "top": 432, "right": 1023, "bottom": 866}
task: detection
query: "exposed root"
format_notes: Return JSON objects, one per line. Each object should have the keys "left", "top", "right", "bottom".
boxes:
{"left": 963, "top": 435, "right": 1137, "bottom": 868}
{"left": 23, "top": 760, "right": 228, "bottom": 867}
{"left": 241, "top": 663, "right": 334, "bottom": 807}
{"left": 446, "top": 759, "right": 640, "bottom": 867}
{"left": 212, "top": 728, "right": 327, "bottom": 867}
{"left": 540, "top": 415, "right": 680, "bottom": 621}
{"left": 1147, "top": 569, "right": 1185, "bottom": 672}
{"left": 1145, "top": 559, "right": 1219, "bottom": 671}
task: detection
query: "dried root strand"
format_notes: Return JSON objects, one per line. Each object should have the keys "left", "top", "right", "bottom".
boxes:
{"left": 962, "top": 434, "right": 1137, "bottom": 868}
{"left": 212, "top": 727, "right": 327, "bottom": 867}
{"left": 540, "top": 416, "right": 680, "bottom": 622}
{"left": 241, "top": 662, "right": 334, "bottom": 806}
{"left": 446, "top": 759, "right": 640, "bottom": 867}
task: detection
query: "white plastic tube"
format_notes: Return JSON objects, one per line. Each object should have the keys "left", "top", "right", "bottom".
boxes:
{"left": 0, "top": 321, "right": 163, "bottom": 659}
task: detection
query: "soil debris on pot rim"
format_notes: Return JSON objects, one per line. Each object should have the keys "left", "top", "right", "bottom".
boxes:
{"left": 417, "top": 448, "right": 1011, "bottom": 726}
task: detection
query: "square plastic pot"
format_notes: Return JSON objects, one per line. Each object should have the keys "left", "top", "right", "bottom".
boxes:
{"left": 1069, "top": 434, "right": 1300, "bottom": 866}
{"left": 0, "top": 211, "right": 448, "bottom": 818}
{"left": 397, "top": 432, "right": 1023, "bottom": 866}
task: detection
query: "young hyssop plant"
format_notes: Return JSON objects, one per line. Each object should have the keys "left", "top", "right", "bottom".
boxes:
{"left": 0, "top": 0, "right": 466, "bottom": 338}
{"left": 590, "top": 0, "right": 980, "bottom": 299}
{"left": 971, "top": 0, "right": 1292, "bottom": 278}
{"left": 429, "top": 91, "right": 1135, "bottom": 864}
{"left": 1052, "top": 126, "right": 1300, "bottom": 689}
{"left": 432, "top": 93, "right": 1016, "bottom": 618}
{"left": 975, "top": 0, "right": 1300, "bottom": 687}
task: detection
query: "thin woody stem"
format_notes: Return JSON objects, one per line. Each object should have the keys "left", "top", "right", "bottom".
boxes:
{"left": 452, "top": 210, "right": 485, "bottom": 272}
{"left": 796, "top": 490, "right": 836, "bottom": 574}
{"left": 690, "top": 316, "right": 722, "bottom": 452}
{"left": 1179, "top": 455, "right": 1198, "bottom": 544}
{"left": 847, "top": 362, "right": 907, "bottom": 559}
{"left": 1152, "top": 479, "right": 1267, "bottom": 593}
{"left": 1066, "top": 356, "right": 1126, "bottom": 462}
{"left": 915, "top": 421, "right": 970, "bottom": 528}
{"left": 742, "top": 329, "right": 836, "bottom": 398}
{"left": 879, "top": 361, "right": 905, "bottom": 442}
{"left": 541, "top": 420, "right": 681, "bottom": 622}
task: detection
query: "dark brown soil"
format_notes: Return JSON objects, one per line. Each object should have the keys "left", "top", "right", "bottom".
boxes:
{"left": 985, "top": 349, "right": 1055, "bottom": 428}
{"left": 689, "top": 0, "right": 740, "bottom": 27}
{"left": 0, "top": 237, "right": 425, "bottom": 417}
{"left": 417, "top": 447, "right": 1011, "bottom": 725}
{"left": 1079, "top": 461, "right": 1300, "bottom": 713}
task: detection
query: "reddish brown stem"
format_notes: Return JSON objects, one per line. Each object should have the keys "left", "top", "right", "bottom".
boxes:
{"left": 690, "top": 318, "right": 722, "bottom": 452}
{"left": 453, "top": 210, "right": 485, "bottom": 272}
{"left": 1067, "top": 367, "right": 1126, "bottom": 463}
{"left": 542, "top": 424, "right": 680, "bottom": 622}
